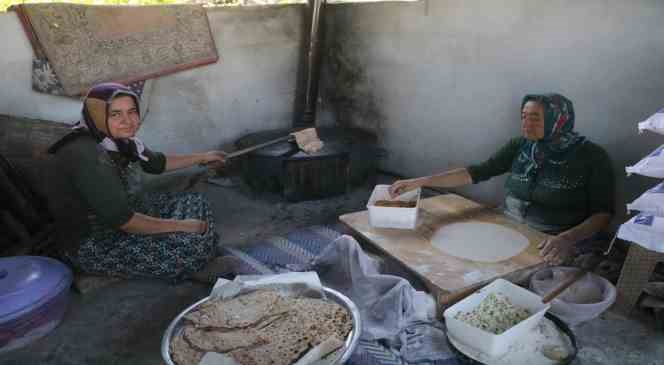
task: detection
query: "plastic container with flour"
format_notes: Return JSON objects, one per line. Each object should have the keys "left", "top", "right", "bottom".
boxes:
{"left": 367, "top": 185, "right": 421, "bottom": 229}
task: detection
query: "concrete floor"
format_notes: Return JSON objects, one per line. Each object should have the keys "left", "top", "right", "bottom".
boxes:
{"left": 2, "top": 173, "right": 663, "bottom": 365}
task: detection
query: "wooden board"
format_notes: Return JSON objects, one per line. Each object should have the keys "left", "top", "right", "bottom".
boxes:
{"left": 339, "top": 193, "right": 548, "bottom": 307}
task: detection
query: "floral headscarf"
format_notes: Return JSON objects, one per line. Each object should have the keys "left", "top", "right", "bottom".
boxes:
{"left": 50, "top": 82, "right": 150, "bottom": 162}
{"left": 520, "top": 93, "right": 586, "bottom": 172}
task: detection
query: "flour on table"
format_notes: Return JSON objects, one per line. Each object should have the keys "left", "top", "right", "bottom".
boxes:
{"left": 431, "top": 222, "right": 529, "bottom": 263}
{"left": 463, "top": 270, "right": 497, "bottom": 284}
{"left": 414, "top": 265, "right": 432, "bottom": 274}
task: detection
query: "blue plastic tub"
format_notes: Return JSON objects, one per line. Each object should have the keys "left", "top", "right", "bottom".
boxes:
{"left": 0, "top": 256, "right": 72, "bottom": 353}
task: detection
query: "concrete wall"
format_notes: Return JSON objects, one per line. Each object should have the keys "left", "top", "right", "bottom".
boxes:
{"left": 321, "top": 0, "right": 664, "bottom": 226}
{"left": 3, "top": 1, "right": 664, "bottom": 227}
{"left": 0, "top": 5, "right": 305, "bottom": 154}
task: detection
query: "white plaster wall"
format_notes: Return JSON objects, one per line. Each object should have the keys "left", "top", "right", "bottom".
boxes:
{"left": 322, "top": 0, "right": 664, "bottom": 226}
{"left": 0, "top": 5, "right": 305, "bottom": 154}
{"left": 3, "top": 1, "right": 664, "bottom": 228}
{"left": 0, "top": 13, "right": 81, "bottom": 123}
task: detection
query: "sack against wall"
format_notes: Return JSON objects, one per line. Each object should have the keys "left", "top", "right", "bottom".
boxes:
{"left": 617, "top": 213, "right": 664, "bottom": 253}
{"left": 627, "top": 181, "right": 664, "bottom": 216}
{"left": 639, "top": 108, "right": 664, "bottom": 135}
{"left": 626, "top": 145, "right": 664, "bottom": 178}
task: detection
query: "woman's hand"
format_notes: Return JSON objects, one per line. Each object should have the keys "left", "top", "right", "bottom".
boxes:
{"left": 119, "top": 213, "right": 209, "bottom": 235}
{"left": 389, "top": 177, "right": 428, "bottom": 198}
{"left": 200, "top": 151, "right": 227, "bottom": 168}
{"left": 178, "top": 219, "right": 209, "bottom": 234}
{"left": 166, "top": 151, "right": 227, "bottom": 172}
{"left": 538, "top": 234, "right": 576, "bottom": 265}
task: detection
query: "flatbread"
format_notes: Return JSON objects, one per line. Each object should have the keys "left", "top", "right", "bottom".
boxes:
{"left": 170, "top": 327, "right": 204, "bottom": 365}
{"left": 183, "top": 326, "right": 268, "bottom": 353}
{"left": 289, "top": 297, "right": 353, "bottom": 343}
{"left": 229, "top": 298, "right": 351, "bottom": 365}
{"left": 230, "top": 311, "right": 315, "bottom": 365}
{"left": 171, "top": 289, "right": 353, "bottom": 365}
{"left": 431, "top": 222, "right": 529, "bottom": 263}
{"left": 184, "top": 290, "right": 281, "bottom": 329}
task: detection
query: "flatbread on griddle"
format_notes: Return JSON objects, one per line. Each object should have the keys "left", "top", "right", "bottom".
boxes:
{"left": 170, "top": 327, "right": 204, "bottom": 365}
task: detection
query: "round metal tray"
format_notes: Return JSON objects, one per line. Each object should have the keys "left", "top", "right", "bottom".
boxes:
{"left": 447, "top": 312, "right": 578, "bottom": 365}
{"left": 162, "top": 287, "right": 362, "bottom": 365}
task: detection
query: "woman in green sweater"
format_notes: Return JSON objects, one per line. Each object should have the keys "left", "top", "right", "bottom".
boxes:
{"left": 389, "top": 93, "right": 614, "bottom": 265}
{"left": 49, "top": 83, "right": 227, "bottom": 283}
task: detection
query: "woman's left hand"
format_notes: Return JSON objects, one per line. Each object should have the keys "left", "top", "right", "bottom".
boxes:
{"left": 538, "top": 234, "right": 576, "bottom": 265}
{"left": 200, "top": 151, "right": 227, "bottom": 168}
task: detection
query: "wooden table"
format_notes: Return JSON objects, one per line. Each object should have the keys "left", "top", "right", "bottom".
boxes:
{"left": 339, "top": 194, "right": 548, "bottom": 309}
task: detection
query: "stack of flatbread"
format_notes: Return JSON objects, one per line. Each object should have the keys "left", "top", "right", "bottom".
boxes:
{"left": 170, "top": 289, "right": 352, "bottom": 365}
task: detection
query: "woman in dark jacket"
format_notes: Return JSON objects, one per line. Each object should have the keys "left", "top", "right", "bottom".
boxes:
{"left": 389, "top": 93, "right": 614, "bottom": 265}
{"left": 50, "top": 82, "right": 226, "bottom": 282}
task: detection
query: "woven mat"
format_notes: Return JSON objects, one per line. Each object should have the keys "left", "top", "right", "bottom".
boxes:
{"left": 13, "top": 3, "right": 218, "bottom": 96}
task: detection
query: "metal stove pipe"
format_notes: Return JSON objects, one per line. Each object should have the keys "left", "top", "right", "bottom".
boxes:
{"left": 297, "top": 0, "right": 325, "bottom": 127}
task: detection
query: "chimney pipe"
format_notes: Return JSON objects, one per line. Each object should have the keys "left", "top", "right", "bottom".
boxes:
{"left": 297, "top": 0, "right": 325, "bottom": 128}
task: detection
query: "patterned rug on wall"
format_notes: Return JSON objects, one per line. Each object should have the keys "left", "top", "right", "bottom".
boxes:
{"left": 12, "top": 3, "right": 219, "bottom": 96}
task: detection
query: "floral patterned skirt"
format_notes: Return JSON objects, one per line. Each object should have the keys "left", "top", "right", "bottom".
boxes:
{"left": 73, "top": 192, "right": 217, "bottom": 281}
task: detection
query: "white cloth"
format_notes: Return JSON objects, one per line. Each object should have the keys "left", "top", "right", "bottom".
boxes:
{"left": 312, "top": 235, "right": 436, "bottom": 341}
{"left": 311, "top": 236, "right": 455, "bottom": 363}
{"left": 73, "top": 121, "right": 149, "bottom": 162}
{"left": 99, "top": 136, "right": 149, "bottom": 162}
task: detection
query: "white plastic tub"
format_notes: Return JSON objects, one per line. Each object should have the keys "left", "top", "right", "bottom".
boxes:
{"left": 367, "top": 185, "right": 420, "bottom": 229}
{"left": 530, "top": 266, "right": 616, "bottom": 326}
{"left": 443, "top": 279, "right": 550, "bottom": 357}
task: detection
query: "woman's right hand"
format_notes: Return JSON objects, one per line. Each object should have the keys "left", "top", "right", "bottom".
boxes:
{"left": 179, "top": 219, "right": 209, "bottom": 234}
{"left": 389, "top": 177, "right": 428, "bottom": 198}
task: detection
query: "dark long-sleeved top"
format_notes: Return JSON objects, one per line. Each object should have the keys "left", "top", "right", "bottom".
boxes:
{"left": 50, "top": 134, "right": 166, "bottom": 253}
{"left": 467, "top": 137, "right": 614, "bottom": 234}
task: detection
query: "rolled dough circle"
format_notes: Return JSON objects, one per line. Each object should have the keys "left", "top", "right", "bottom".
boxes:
{"left": 431, "top": 222, "right": 529, "bottom": 263}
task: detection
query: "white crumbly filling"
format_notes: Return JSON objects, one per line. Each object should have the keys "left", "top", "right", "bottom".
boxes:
{"left": 454, "top": 293, "right": 531, "bottom": 334}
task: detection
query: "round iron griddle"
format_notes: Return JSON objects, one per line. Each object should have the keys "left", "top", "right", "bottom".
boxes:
{"left": 446, "top": 312, "right": 578, "bottom": 365}
{"left": 235, "top": 127, "right": 371, "bottom": 160}
{"left": 234, "top": 127, "right": 381, "bottom": 201}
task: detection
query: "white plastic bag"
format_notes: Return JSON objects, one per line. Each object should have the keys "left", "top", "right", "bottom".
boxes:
{"left": 530, "top": 267, "right": 616, "bottom": 326}
{"left": 626, "top": 181, "right": 664, "bottom": 216}
{"left": 626, "top": 145, "right": 664, "bottom": 178}
{"left": 617, "top": 213, "right": 664, "bottom": 253}
{"left": 638, "top": 108, "right": 664, "bottom": 135}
